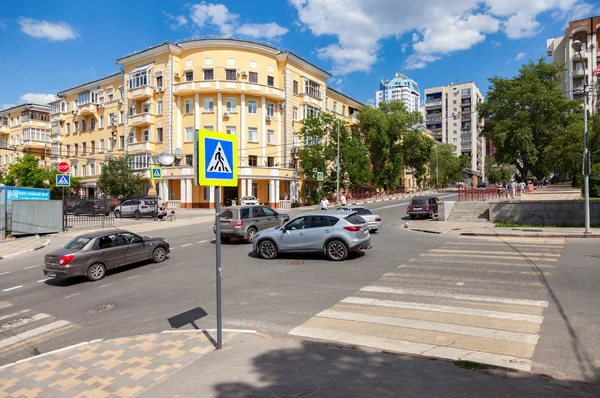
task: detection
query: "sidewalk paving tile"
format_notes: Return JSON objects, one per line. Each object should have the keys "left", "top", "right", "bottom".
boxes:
{"left": 0, "top": 237, "right": 50, "bottom": 260}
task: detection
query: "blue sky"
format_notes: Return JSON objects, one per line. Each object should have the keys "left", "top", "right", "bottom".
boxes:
{"left": 0, "top": 0, "right": 597, "bottom": 109}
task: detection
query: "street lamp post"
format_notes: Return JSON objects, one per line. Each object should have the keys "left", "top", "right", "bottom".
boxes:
{"left": 571, "top": 40, "right": 591, "bottom": 234}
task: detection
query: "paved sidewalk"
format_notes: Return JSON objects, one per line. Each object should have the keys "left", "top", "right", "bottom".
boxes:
{"left": 2, "top": 330, "right": 598, "bottom": 397}
{"left": 0, "top": 236, "right": 51, "bottom": 260}
{"left": 406, "top": 220, "right": 600, "bottom": 237}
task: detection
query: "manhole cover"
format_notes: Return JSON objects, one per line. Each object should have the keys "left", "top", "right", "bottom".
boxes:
{"left": 86, "top": 304, "right": 115, "bottom": 314}
{"left": 585, "top": 255, "right": 600, "bottom": 259}
{"left": 285, "top": 260, "right": 305, "bottom": 266}
{"left": 1, "top": 317, "right": 31, "bottom": 329}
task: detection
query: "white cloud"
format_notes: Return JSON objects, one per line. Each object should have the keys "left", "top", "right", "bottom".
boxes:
{"left": 289, "top": 0, "right": 596, "bottom": 73}
{"left": 515, "top": 51, "right": 527, "bottom": 61}
{"left": 236, "top": 23, "right": 289, "bottom": 40}
{"left": 329, "top": 77, "right": 344, "bottom": 89}
{"left": 19, "top": 93, "right": 58, "bottom": 104}
{"left": 163, "top": 11, "right": 188, "bottom": 30}
{"left": 172, "top": 2, "right": 289, "bottom": 40}
{"left": 18, "top": 17, "right": 78, "bottom": 41}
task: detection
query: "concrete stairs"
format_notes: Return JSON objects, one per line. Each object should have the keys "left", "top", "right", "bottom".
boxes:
{"left": 447, "top": 202, "right": 490, "bottom": 222}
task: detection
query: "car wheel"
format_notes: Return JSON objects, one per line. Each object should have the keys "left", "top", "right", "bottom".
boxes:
{"left": 114, "top": 210, "right": 121, "bottom": 218}
{"left": 246, "top": 227, "right": 258, "bottom": 243}
{"left": 258, "top": 240, "right": 278, "bottom": 259}
{"left": 371, "top": 229, "right": 378, "bottom": 233}
{"left": 134, "top": 210, "right": 141, "bottom": 220}
{"left": 152, "top": 247, "right": 167, "bottom": 263}
{"left": 87, "top": 263, "right": 106, "bottom": 281}
{"left": 326, "top": 240, "right": 348, "bottom": 261}
{"left": 220, "top": 237, "right": 231, "bottom": 243}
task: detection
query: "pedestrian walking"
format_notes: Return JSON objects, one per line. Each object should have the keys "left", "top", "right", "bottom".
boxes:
{"left": 505, "top": 183, "right": 511, "bottom": 198}
{"left": 510, "top": 180, "right": 517, "bottom": 199}
{"left": 320, "top": 196, "right": 329, "bottom": 210}
{"left": 340, "top": 193, "right": 347, "bottom": 206}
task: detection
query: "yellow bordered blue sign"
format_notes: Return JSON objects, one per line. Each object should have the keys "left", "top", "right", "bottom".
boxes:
{"left": 196, "top": 129, "right": 238, "bottom": 187}
{"left": 317, "top": 172, "right": 324, "bottom": 181}
{"left": 150, "top": 167, "right": 162, "bottom": 180}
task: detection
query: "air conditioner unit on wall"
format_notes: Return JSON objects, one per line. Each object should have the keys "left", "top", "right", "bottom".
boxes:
{"left": 240, "top": 70, "right": 248, "bottom": 76}
{"left": 266, "top": 115, "right": 272, "bottom": 121}
{"left": 223, "top": 112, "right": 229, "bottom": 117}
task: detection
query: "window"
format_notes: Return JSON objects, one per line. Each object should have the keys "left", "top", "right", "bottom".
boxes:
{"left": 128, "top": 133, "right": 135, "bottom": 144}
{"left": 185, "top": 127, "right": 194, "bottom": 142}
{"left": 119, "top": 135, "right": 124, "bottom": 149}
{"left": 120, "top": 232, "right": 144, "bottom": 245}
{"left": 333, "top": 101, "right": 338, "bottom": 113}
{"left": 267, "top": 103, "right": 274, "bottom": 118}
{"left": 90, "top": 141, "right": 95, "bottom": 154}
{"left": 204, "top": 125, "right": 214, "bottom": 131}
{"left": 157, "top": 128, "right": 163, "bottom": 142}
{"left": 293, "top": 80, "right": 299, "bottom": 95}
{"left": 248, "top": 155, "right": 258, "bottom": 166}
{"left": 203, "top": 69, "right": 214, "bottom": 80}
{"left": 267, "top": 130, "right": 275, "bottom": 145}
{"left": 185, "top": 154, "right": 193, "bottom": 166}
{"left": 249, "top": 72, "right": 258, "bottom": 83}
{"left": 267, "top": 156, "right": 275, "bottom": 167}
{"left": 303, "top": 105, "right": 319, "bottom": 120}
{"left": 82, "top": 119, "right": 87, "bottom": 132}
{"left": 156, "top": 100, "right": 163, "bottom": 115}
{"left": 66, "top": 123, "right": 71, "bottom": 134}
{"left": 99, "top": 115, "right": 104, "bottom": 128}
{"left": 304, "top": 79, "right": 321, "bottom": 99}
{"left": 81, "top": 165, "right": 86, "bottom": 177}
{"left": 108, "top": 138, "right": 114, "bottom": 150}
{"left": 120, "top": 111, "right": 125, "bottom": 124}
{"left": 248, "top": 100, "right": 258, "bottom": 114}
{"left": 226, "top": 126, "right": 236, "bottom": 135}
{"left": 143, "top": 130, "right": 150, "bottom": 142}
{"left": 185, "top": 71, "right": 193, "bottom": 82}
{"left": 226, "top": 97, "right": 237, "bottom": 112}
{"left": 252, "top": 207, "right": 265, "bottom": 217}
{"left": 142, "top": 102, "right": 150, "bottom": 114}
{"left": 90, "top": 118, "right": 95, "bottom": 130}
{"left": 128, "top": 69, "right": 149, "bottom": 89}
{"left": 185, "top": 99, "right": 193, "bottom": 114}
{"left": 108, "top": 88, "right": 114, "bottom": 101}
{"left": 225, "top": 69, "right": 237, "bottom": 81}
{"left": 129, "top": 104, "right": 136, "bottom": 116}
{"left": 156, "top": 76, "right": 163, "bottom": 88}
{"left": 342, "top": 105, "right": 346, "bottom": 116}
{"left": 293, "top": 107, "right": 298, "bottom": 121}
{"left": 203, "top": 98, "right": 214, "bottom": 112}
{"left": 285, "top": 217, "right": 306, "bottom": 230}
{"left": 267, "top": 76, "right": 274, "bottom": 86}
{"left": 99, "top": 139, "right": 105, "bottom": 152}
{"left": 119, "top": 87, "right": 124, "bottom": 99}
{"left": 90, "top": 163, "right": 95, "bottom": 175}
{"left": 74, "top": 143, "right": 79, "bottom": 156}
{"left": 248, "top": 127, "right": 258, "bottom": 142}
{"left": 66, "top": 145, "right": 71, "bottom": 157}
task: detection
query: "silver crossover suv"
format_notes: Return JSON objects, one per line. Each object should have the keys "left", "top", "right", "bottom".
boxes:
{"left": 253, "top": 212, "right": 372, "bottom": 261}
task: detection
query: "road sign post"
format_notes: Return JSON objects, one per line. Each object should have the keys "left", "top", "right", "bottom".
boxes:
{"left": 195, "top": 129, "right": 238, "bottom": 349}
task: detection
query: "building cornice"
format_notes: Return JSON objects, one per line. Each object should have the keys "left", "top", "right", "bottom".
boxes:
{"left": 326, "top": 87, "right": 363, "bottom": 107}
{"left": 117, "top": 43, "right": 181, "bottom": 65}
{"left": 57, "top": 73, "right": 122, "bottom": 97}
{"left": 0, "top": 103, "right": 50, "bottom": 116}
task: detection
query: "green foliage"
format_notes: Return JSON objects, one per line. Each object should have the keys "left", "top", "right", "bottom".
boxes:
{"left": 429, "top": 144, "right": 466, "bottom": 187}
{"left": 97, "top": 156, "right": 144, "bottom": 197}
{"left": 485, "top": 157, "right": 514, "bottom": 183}
{"left": 478, "top": 59, "right": 579, "bottom": 180}
{"left": 403, "top": 129, "right": 434, "bottom": 186}
{"left": 589, "top": 163, "right": 600, "bottom": 198}
{"left": 358, "top": 100, "right": 423, "bottom": 190}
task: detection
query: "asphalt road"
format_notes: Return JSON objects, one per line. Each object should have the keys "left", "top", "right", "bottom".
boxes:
{"left": 1, "top": 192, "right": 599, "bottom": 383}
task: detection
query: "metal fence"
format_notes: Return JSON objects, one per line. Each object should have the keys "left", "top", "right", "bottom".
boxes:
{"left": 54, "top": 196, "right": 116, "bottom": 231}
{"left": 64, "top": 213, "right": 115, "bottom": 231}
{"left": 12, "top": 200, "right": 63, "bottom": 235}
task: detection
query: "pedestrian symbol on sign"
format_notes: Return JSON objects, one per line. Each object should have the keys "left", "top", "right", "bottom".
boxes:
{"left": 56, "top": 174, "right": 71, "bottom": 187}
{"left": 207, "top": 142, "right": 231, "bottom": 173}
{"left": 150, "top": 167, "right": 162, "bottom": 180}
{"left": 153, "top": 169, "right": 161, "bottom": 178}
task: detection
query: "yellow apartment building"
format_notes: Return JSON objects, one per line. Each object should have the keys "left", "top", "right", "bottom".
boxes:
{"left": 47, "top": 38, "right": 362, "bottom": 207}
{"left": 0, "top": 104, "right": 52, "bottom": 174}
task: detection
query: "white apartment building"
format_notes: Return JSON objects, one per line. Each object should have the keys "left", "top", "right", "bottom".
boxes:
{"left": 375, "top": 73, "right": 420, "bottom": 112}
{"left": 547, "top": 15, "right": 599, "bottom": 112}
{"left": 424, "top": 82, "right": 485, "bottom": 183}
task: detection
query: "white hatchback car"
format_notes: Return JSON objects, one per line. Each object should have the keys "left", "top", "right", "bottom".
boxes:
{"left": 337, "top": 206, "right": 382, "bottom": 232}
{"left": 114, "top": 199, "right": 158, "bottom": 219}
{"left": 240, "top": 196, "right": 259, "bottom": 205}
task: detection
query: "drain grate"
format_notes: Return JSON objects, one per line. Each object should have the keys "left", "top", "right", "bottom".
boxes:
{"left": 585, "top": 255, "right": 600, "bottom": 259}
{"left": 86, "top": 303, "right": 115, "bottom": 314}
{"left": 1, "top": 317, "right": 31, "bottom": 329}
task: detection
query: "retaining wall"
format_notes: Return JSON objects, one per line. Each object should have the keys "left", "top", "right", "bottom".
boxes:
{"left": 489, "top": 200, "right": 600, "bottom": 226}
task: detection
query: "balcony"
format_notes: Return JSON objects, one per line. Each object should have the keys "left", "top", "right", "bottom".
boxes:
{"left": 425, "top": 100, "right": 442, "bottom": 108}
{"left": 461, "top": 113, "right": 471, "bottom": 121}
{"left": 128, "top": 113, "right": 155, "bottom": 127}
{"left": 573, "top": 69, "right": 585, "bottom": 77}
{"left": 461, "top": 142, "right": 472, "bottom": 150}
{"left": 461, "top": 125, "right": 472, "bottom": 131}
{"left": 128, "top": 86, "right": 153, "bottom": 100}
{"left": 0, "top": 126, "right": 7, "bottom": 134}
{"left": 128, "top": 141, "right": 155, "bottom": 153}
{"left": 173, "top": 81, "right": 284, "bottom": 101}
{"left": 426, "top": 115, "right": 442, "bottom": 122}
{"left": 573, "top": 51, "right": 588, "bottom": 60}
{"left": 52, "top": 113, "right": 66, "bottom": 122}
{"left": 78, "top": 103, "right": 97, "bottom": 115}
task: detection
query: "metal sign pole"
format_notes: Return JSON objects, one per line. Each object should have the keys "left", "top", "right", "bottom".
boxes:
{"left": 62, "top": 186, "right": 65, "bottom": 232}
{"left": 215, "top": 185, "right": 222, "bottom": 349}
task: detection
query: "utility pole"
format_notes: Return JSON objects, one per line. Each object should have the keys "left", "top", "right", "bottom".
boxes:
{"left": 336, "top": 120, "right": 340, "bottom": 205}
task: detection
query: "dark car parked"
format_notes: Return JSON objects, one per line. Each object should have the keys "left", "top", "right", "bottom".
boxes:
{"left": 214, "top": 205, "right": 290, "bottom": 243}
{"left": 43, "top": 230, "right": 170, "bottom": 281}
{"left": 407, "top": 196, "right": 439, "bottom": 219}
{"left": 73, "top": 200, "right": 110, "bottom": 216}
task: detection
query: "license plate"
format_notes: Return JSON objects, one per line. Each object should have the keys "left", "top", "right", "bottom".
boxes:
{"left": 413, "top": 207, "right": 422, "bottom": 210}
{"left": 363, "top": 229, "right": 369, "bottom": 235}
{"left": 46, "top": 272, "right": 56, "bottom": 277}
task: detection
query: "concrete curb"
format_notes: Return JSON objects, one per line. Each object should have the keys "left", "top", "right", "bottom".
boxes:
{"left": 0, "top": 239, "right": 51, "bottom": 260}
{"left": 461, "top": 232, "right": 600, "bottom": 238}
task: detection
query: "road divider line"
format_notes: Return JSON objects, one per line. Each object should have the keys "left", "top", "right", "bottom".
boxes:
{"left": 24, "top": 265, "right": 40, "bottom": 269}
{"left": 181, "top": 244, "right": 192, "bottom": 247}
{"left": 37, "top": 279, "right": 49, "bottom": 283}
{"left": 2, "top": 286, "right": 22, "bottom": 292}
{"left": 198, "top": 240, "right": 208, "bottom": 243}
{"left": 152, "top": 267, "right": 165, "bottom": 273}
{"left": 341, "top": 297, "right": 544, "bottom": 323}
{"left": 64, "top": 293, "right": 81, "bottom": 299}
{"left": 0, "top": 271, "right": 11, "bottom": 276}
{"left": 127, "top": 275, "right": 140, "bottom": 280}
{"left": 98, "top": 283, "right": 113, "bottom": 288}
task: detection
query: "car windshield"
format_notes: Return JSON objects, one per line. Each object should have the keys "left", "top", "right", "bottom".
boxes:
{"left": 242, "top": 196, "right": 256, "bottom": 200}
{"left": 411, "top": 199, "right": 427, "bottom": 207}
{"left": 144, "top": 200, "right": 157, "bottom": 206}
{"left": 344, "top": 214, "right": 366, "bottom": 224}
{"left": 220, "top": 210, "right": 234, "bottom": 219}
{"left": 64, "top": 237, "right": 91, "bottom": 251}
{"left": 356, "top": 208, "right": 373, "bottom": 215}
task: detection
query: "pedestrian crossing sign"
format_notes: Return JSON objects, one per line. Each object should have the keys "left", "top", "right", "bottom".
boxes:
{"left": 196, "top": 129, "right": 238, "bottom": 187}
{"left": 151, "top": 167, "right": 163, "bottom": 180}
{"left": 317, "top": 172, "right": 324, "bottom": 181}
{"left": 56, "top": 174, "right": 71, "bottom": 187}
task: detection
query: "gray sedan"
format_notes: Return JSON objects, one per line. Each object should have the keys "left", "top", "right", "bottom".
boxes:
{"left": 337, "top": 206, "right": 383, "bottom": 232}
{"left": 252, "top": 212, "right": 372, "bottom": 261}
{"left": 43, "top": 230, "right": 170, "bottom": 281}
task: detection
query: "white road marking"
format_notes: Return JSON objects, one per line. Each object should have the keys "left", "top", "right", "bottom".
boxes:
{"left": 24, "top": 265, "right": 40, "bottom": 270}
{"left": 317, "top": 309, "right": 540, "bottom": 344}
{"left": 288, "top": 327, "right": 532, "bottom": 371}
{"left": 98, "top": 283, "right": 113, "bottom": 288}
{"left": 127, "top": 275, "right": 140, "bottom": 280}
{"left": 64, "top": 293, "right": 81, "bottom": 299}
{"left": 152, "top": 267, "right": 165, "bottom": 273}
{"left": 456, "top": 282, "right": 465, "bottom": 286}
{"left": 175, "top": 262, "right": 185, "bottom": 266}
{"left": 0, "top": 309, "right": 31, "bottom": 322}
{"left": 360, "top": 286, "right": 549, "bottom": 307}
{"left": 430, "top": 249, "right": 560, "bottom": 257}
{"left": 0, "top": 320, "right": 71, "bottom": 350}
{"left": 37, "top": 279, "right": 49, "bottom": 283}
{"left": 341, "top": 297, "right": 543, "bottom": 323}
{"left": 181, "top": 244, "right": 192, "bottom": 247}
{"left": 2, "top": 286, "right": 23, "bottom": 292}
{"left": 198, "top": 240, "right": 208, "bottom": 244}
{"left": 0, "top": 272, "right": 11, "bottom": 276}
{"left": 421, "top": 253, "right": 558, "bottom": 262}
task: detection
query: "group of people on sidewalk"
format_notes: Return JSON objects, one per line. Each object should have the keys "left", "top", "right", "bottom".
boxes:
{"left": 320, "top": 193, "right": 347, "bottom": 210}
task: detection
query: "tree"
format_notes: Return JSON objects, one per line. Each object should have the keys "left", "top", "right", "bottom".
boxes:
{"left": 478, "top": 59, "right": 579, "bottom": 181}
{"left": 358, "top": 100, "right": 423, "bottom": 189}
{"left": 97, "top": 156, "right": 144, "bottom": 197}
{"left": 2, "top": 154, "right": 81, "bottom": 195}
{"left": 402, "top": 129, "right": 434, "bottom": 187}
{"left": 428, "top": 144, "right": 466, "bottom": 188}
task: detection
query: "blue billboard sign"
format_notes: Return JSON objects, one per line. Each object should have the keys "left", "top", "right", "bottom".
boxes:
{"left": 1, "top": 186, "right": 51, "bottom": 202}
